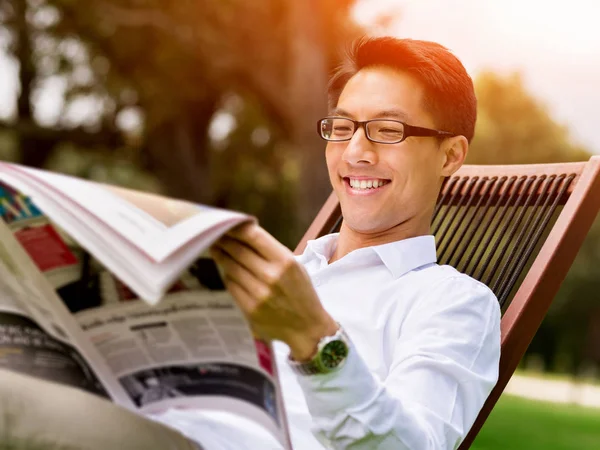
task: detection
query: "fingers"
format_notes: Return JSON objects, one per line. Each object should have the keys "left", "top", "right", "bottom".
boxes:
{"left": 210, "top": 246, "right": 265, "bottom": 315}
{"left": 226, "top": 223, "right": 288, "bottom": 262}
{"left": 213, "top": 235, "right": 264, "bottom": 280}
{"left": 222, "top": 275, "right": 255, "bottom": 317}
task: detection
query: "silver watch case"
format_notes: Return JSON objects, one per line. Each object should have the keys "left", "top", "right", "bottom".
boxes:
{"left": 288, "top": 326, "right": 350, "bottom": 375}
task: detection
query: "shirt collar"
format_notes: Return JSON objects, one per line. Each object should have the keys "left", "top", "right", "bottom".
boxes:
{"left": 301, "top": 233, "right": 438, "bottom": 278}
{"left": 371, "top": 235, "right": 437, "bottom": 278}
{"left": 299, "top": 233, "right": 339, "bottom": 267}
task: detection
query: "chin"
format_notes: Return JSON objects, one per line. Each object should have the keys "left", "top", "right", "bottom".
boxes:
{"left": 343, "top": 218, "right": 388, "bottom": 235}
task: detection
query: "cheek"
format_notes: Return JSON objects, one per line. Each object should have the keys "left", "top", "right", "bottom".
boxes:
{"left": 325, "top": 148, "right": 341, "bottom": 180}
{"left": 389, "top": 151, "right": 440, "bottom": 198}
{"left": 403, "top": 168, "right": 443, "bottom": 209}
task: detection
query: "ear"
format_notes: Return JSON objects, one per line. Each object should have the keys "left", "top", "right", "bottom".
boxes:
{"left": 440, "top": 135, "right": 469, "bottom": 177}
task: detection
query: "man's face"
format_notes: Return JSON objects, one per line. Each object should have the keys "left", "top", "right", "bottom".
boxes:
{"left": 326, "top": 66, "right": 450, "bottom": 241}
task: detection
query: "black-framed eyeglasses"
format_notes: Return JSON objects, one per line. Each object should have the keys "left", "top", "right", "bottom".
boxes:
{"left": 317, "top": 117, "right": 456, "bottom": 144}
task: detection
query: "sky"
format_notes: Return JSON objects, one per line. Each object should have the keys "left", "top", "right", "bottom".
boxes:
{"left": 0, "top": 1, "right": 599, "bottom": 153}
{"left": 353, "top": 0, "right": 600, "bottom": 153}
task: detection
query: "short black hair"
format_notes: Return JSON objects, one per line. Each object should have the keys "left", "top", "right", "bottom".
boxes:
{"left": 328, "top": 36, "right": 477, "bottom": 143}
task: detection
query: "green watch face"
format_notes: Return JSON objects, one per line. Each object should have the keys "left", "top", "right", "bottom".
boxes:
{"left": 320, "top": 339, "right": 349, "bottom": 370}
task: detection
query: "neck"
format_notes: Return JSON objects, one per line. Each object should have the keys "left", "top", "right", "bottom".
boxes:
{"left": 329, "top": 216, "right": 432, "bottom": 264}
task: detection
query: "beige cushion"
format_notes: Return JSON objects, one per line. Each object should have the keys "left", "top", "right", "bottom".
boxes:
{"left": 0, "top": 369, "right": 199, "bottom": 450}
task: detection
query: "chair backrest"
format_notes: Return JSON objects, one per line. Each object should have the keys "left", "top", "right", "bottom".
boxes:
{"left": 295, "top": 156, "right": 600, "bottom": 448}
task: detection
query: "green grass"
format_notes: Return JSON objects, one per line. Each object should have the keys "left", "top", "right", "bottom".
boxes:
{"left": 472, "top": 394, "right": 600, "bottom": 449}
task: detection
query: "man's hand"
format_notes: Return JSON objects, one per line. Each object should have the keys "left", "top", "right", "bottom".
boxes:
{"left": 210, "top": 223, "right": 338, "bottom": 361}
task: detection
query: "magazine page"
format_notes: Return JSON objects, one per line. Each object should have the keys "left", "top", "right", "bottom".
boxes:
{"left": 0, "top": 205, "right": 108, "bottom": 398}
{"left": 71, "top": 264, "right": 288, "bottom": 447}
{"left": 0, "top": 175, "right": 290, "bottom": 447}
{"left": 0, "top": 163, "right": 252, "bottom": 303}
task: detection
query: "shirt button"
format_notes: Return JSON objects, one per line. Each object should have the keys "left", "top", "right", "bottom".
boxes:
{"left": 313, "top": 276, "right": 321, "bottom": 286}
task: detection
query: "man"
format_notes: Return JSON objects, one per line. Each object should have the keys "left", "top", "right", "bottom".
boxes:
{"left": 0, "top": 36, "right": 499, "bottom": 450}
{"left": 209, "top": 36, "right": 501, "bottom": 449}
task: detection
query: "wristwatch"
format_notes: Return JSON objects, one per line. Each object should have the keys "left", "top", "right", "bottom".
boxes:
{"left": 288, "top": 325, "right": 351, "bottom": 375}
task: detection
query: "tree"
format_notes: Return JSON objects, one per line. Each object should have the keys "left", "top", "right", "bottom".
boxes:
{"left": 469, "top": 72, "right": 590, "bottom": 164}
{"left": 0, "top": 0, "right": 362, "bottom": 246}
{"left": 0, "top": 0, "right": 124, "bottom": 166}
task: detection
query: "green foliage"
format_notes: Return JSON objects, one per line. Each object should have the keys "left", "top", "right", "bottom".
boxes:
{"left": 469, "top": 72, "right": 591, "bottom": 164}
{"left": 45, "top": 144, "right": 163, "bottom": 194}
{"left": 208, "top": 93, "right": 304, "bottom": 247}
{"left": 0, "top": 131, "right": 17, "bottom": 162}
{"left": 535, "top": 219, "right": 600, "bottom": 375}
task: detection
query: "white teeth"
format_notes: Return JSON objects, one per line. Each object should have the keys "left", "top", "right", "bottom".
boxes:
{"left": 348, "top": 178, "right": 387, "bottom": 190}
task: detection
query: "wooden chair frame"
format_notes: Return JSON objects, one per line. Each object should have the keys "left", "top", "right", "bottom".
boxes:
{"left": 294, "top": 156, "right": 600, "bottom": 448}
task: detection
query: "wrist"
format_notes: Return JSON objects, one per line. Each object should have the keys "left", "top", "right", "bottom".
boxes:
{"left": 287, "top": 317, "right": 339, "bottom": 362}
{"left": 288, "top": 324, "right": 351, "bottom": 375}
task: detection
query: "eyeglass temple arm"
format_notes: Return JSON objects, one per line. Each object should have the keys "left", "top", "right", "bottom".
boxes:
{"left": 404, "top": 123, "right": 454, "bottom": 138}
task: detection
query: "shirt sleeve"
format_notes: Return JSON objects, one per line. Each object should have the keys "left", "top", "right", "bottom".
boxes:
{"left": 295, "top": 275, "right": 501, "bottom": 450}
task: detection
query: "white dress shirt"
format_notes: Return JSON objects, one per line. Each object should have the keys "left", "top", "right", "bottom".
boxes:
{"left": 153, "top": 233, "right": 500, "bottom": 449}
{"left": 276, "top": 233, "right": 501, "bottom": 449}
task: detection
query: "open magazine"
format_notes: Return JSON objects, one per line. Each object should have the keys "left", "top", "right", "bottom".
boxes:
{"left": 0, "top": 162, "right": 291, "bottom": 449}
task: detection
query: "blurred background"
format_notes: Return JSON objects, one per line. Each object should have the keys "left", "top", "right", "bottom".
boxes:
{"left": 0, "top": 0, "right": 599, "bottom": 447}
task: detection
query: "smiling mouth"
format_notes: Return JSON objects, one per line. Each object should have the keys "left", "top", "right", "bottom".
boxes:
{"left": 343, "top": 177, "right": 391, "bottom": 191}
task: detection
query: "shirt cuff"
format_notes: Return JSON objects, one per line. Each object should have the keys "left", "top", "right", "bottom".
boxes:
{"left": 294, "top": 341, "right": 382, "bottom": 418}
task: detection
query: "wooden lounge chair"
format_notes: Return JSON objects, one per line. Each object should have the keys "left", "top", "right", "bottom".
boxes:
{"left": 295, "top": 156, "right": 600, "bottom": 448}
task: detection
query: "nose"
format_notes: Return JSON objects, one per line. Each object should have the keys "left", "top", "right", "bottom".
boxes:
{"left": 342, "top": 125, "right": 377, "bottom": 165}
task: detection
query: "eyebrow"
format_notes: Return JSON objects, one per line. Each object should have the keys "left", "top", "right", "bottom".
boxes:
{"left": 329, "top": 108, "right": 411, "bottom": 122}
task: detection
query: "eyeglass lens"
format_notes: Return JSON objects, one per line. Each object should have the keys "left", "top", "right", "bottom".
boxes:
{"left": 320, "top": 118, "right": 405, "bottom": 143}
